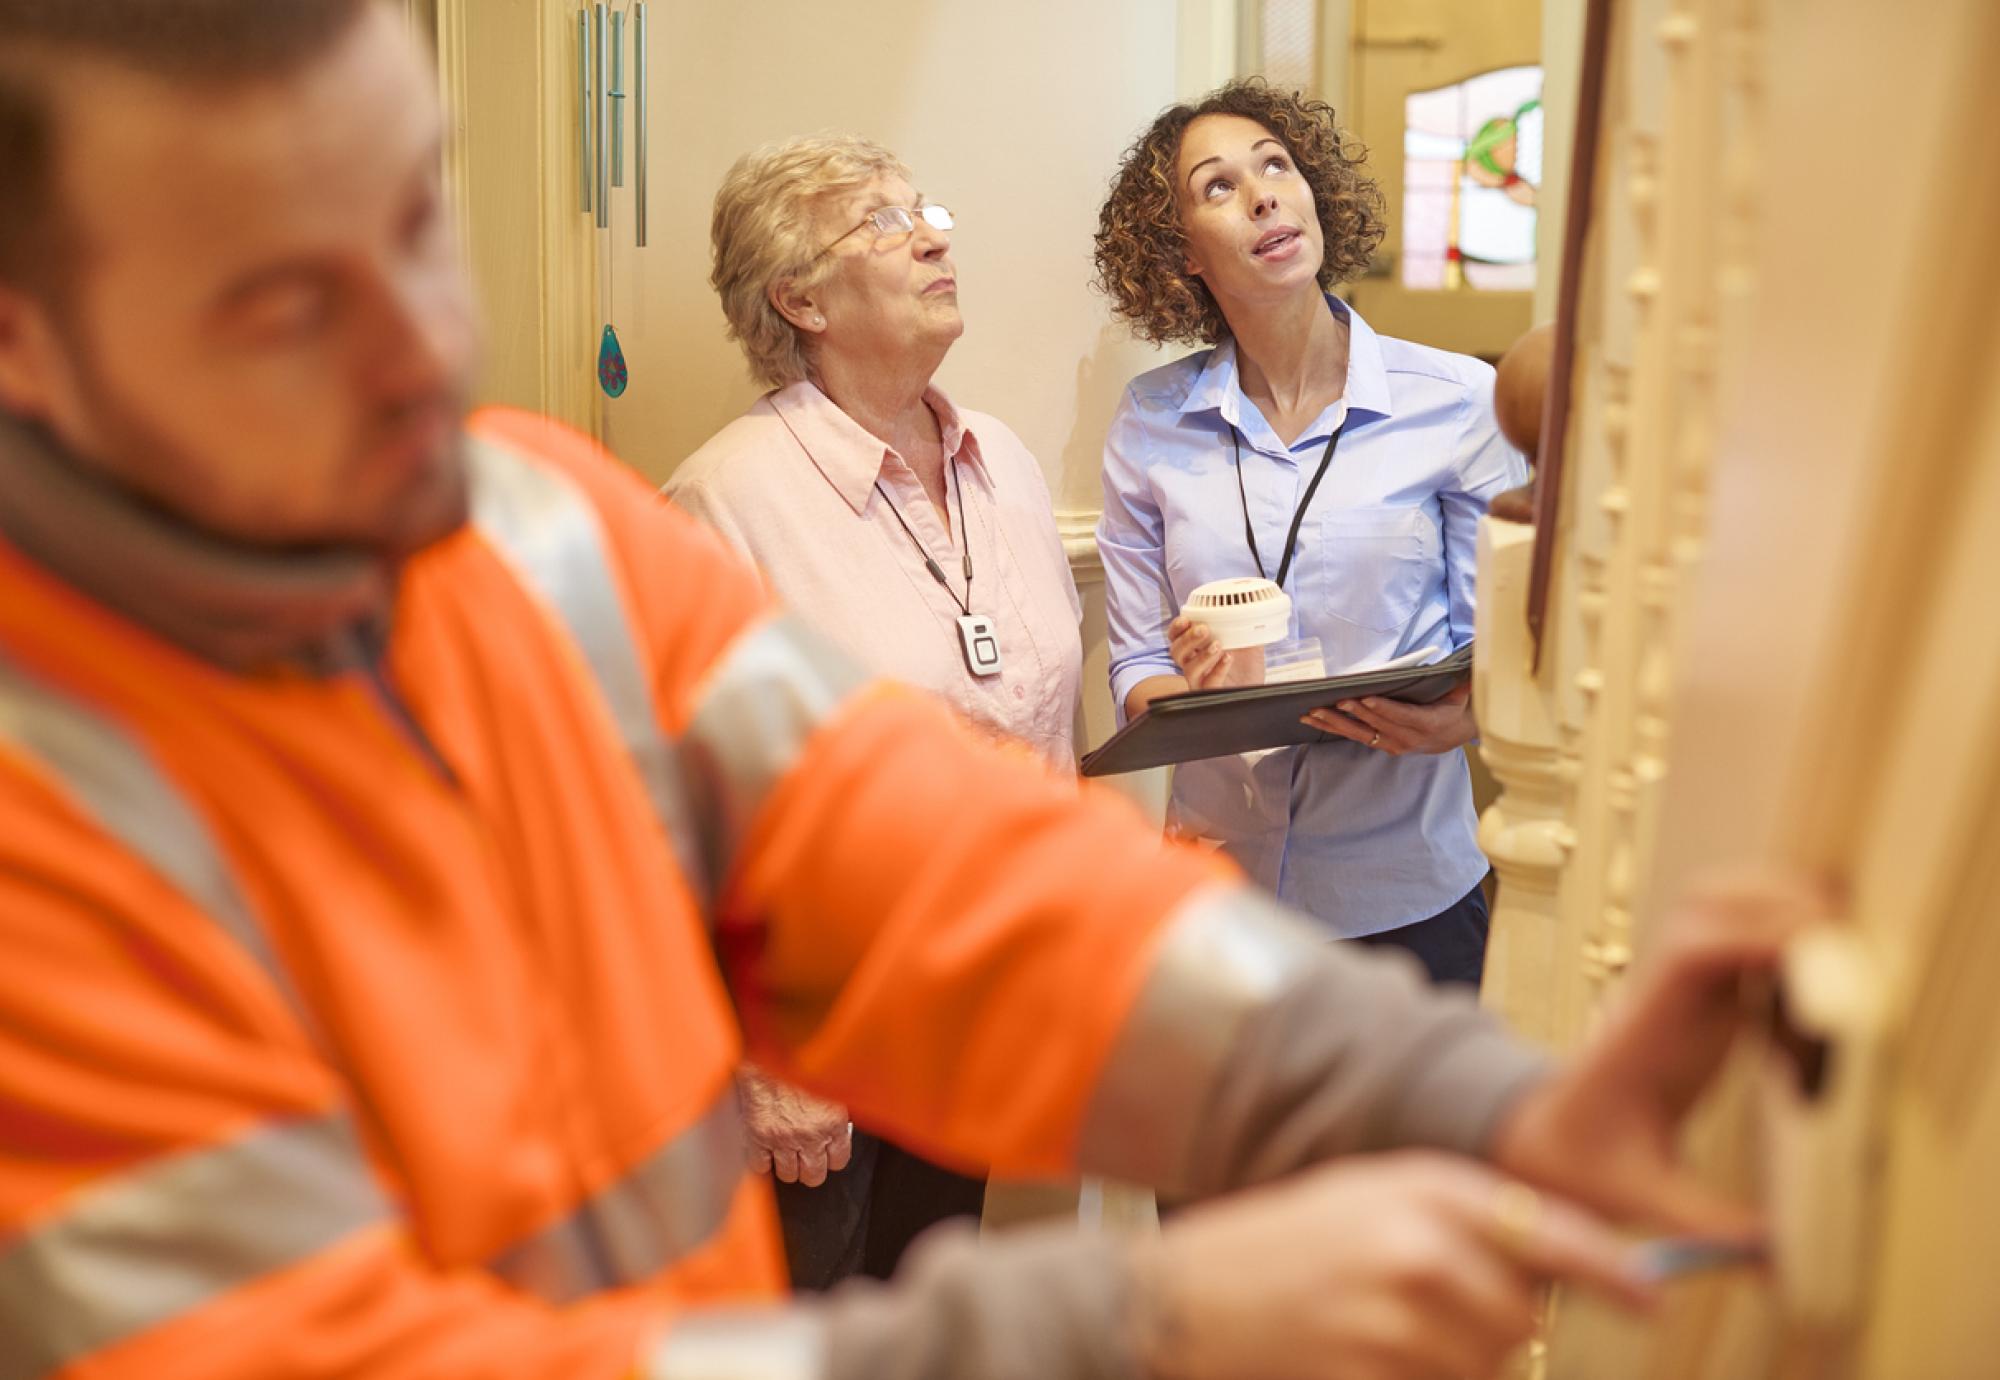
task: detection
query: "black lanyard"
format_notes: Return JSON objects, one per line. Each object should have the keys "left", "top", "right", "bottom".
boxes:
{"left": 876, "top": 457, "right": 972, "bottom": 615}
{"left": 1231, "top": 420, "right": 1346, "bottom": 589}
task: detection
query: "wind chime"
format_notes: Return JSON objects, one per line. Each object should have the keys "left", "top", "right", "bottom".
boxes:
{"left": 580, "top": 2, "right": 648, "bottom": 398}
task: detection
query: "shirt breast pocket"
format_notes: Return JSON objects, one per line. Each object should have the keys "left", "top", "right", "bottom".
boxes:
{"left": 1310, "top": 504, "right": 1442, "bottom": 634}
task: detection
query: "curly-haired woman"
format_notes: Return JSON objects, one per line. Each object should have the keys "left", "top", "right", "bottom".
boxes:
{"left": 1093, "top": 81, "right": 1526, "bottom": 985}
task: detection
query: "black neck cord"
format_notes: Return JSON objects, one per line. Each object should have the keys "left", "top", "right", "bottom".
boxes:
{"left": 876, "top": 457, "right": 972, "bottom": 616}
{"left": 1230, "top": 420, "right": 1345, "bottom": 588}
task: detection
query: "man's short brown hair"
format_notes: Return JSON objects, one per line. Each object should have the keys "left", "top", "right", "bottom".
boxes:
{"left": 1093, "top": 79, "right": 1387, "bottom": 347}
{"left": 0, "top": 0, "right": 374, "bottom": 297}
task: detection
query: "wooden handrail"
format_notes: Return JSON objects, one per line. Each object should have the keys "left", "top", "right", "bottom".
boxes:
{"left": 1526, "top": 0, "right": 1615, "bottom": 669}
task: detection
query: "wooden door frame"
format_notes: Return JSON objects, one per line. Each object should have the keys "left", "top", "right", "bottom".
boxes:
{"left": 432, "top": 0, "right": 599, "bottom": 435}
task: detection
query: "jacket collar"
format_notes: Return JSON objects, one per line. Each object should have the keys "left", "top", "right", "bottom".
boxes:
{"left": 0, "top": 411, "right": 397, "bottom": 674}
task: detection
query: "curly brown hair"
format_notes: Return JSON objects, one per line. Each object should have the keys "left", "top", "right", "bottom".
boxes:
{"left": 1093, "top": 79, "right": 1386, "bottom": 346}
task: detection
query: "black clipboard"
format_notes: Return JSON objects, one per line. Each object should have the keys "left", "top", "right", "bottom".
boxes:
{"left": 1080, "top": 643, "right": 1473, "bottom": 778}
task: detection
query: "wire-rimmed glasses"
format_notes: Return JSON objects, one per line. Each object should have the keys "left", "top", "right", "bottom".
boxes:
{"left": 815, "top": 203, "right": 954, "bottom": 259}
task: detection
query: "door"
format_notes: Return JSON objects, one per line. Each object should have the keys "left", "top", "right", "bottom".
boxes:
{"left": 1466, "top": 0, "right": 2000, "bottom": 1372}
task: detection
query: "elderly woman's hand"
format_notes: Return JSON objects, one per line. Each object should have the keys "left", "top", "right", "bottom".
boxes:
{"left": 1168, "top": 614, "right": 1265, "bottom": 692}
{"left": 739, "top": 1067, "right": 853, "bottom": 1188}
{"left": 1302, "top": 680, "right": 1477, "bottom": 756}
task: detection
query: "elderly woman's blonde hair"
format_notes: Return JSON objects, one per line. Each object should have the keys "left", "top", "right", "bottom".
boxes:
{"left": 711, "top": 134, "right": 910, "bottom": 390}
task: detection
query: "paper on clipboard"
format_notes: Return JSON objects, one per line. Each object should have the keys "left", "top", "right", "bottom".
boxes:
{"left": 1355, "top": 644, "right": 1444, "bottom": 675}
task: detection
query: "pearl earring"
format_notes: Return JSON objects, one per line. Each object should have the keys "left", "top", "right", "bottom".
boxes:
{"left": 813, "top": 316, "right": 825, "bottom": 326}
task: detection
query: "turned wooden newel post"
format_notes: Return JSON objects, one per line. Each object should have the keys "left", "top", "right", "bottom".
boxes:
{"left": 1496, "top": 324, "right": 1555, "bottom": 451}
{"left": 1474, "top": 322, "right": 1569, "bottom": 1050}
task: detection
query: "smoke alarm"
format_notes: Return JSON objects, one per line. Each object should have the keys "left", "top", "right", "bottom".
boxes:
{"left": 1182, "top": 577, "right": 1293, "bottom": 649}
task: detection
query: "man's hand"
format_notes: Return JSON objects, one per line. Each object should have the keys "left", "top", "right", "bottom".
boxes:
{"left": 1489, "top": 872, "right": 1836, "bottom": 1239}
{"left": 1133, "top": 1152, "right": 1656, "bottom": 1380}
{"left": 738, "top": 1068, "right": 853, "bottom": 1188}
{"left": 1301, "top": 680, "right": 1477, "bottom": 756}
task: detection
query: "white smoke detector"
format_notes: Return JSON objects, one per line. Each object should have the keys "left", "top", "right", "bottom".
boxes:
{"left": 1182, "top": 577, "right": 1293, "bottom": 649}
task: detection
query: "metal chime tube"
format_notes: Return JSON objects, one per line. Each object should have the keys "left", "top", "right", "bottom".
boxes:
{"left": 594, "top": 3, "right": 609, "bottom": 230}
{"left": 611, "top": 10, "right": 625, "bottom": 188}
{"left": 635, "top": 3, "right": 649, "bottom": 247}
{"left": 577, "top": 9, "right": 591, "bottom": 213}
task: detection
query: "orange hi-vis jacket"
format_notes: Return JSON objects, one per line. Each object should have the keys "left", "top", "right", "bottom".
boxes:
{"left": 0, "top": 408, "right": 1251, "bottom": 1379}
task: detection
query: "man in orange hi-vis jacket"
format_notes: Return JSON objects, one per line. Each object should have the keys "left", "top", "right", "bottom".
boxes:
{"left": 0, "top": 4, "right": 1825, "bottom": 1379}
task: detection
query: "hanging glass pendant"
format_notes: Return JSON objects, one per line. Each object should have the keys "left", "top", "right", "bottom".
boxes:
{"left": 597, "top": 324, "right": 629, "bottom": 398}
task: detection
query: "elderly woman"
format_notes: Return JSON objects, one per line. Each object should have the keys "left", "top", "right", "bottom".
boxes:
{"left": 665, "top": 135, "right": 1084, "bottom": 1289}
{"left": 1094, "top": 81, "right": 1527, "bottom": 986}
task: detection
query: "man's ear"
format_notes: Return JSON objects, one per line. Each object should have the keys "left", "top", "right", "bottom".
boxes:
{"left": 0, "top": 282, "right": 65, "bottom": 421}
{"left": 769, "top": 278, "right": 826, "bottom": 335}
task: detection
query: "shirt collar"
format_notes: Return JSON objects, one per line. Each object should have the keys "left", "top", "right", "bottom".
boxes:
{"left": 1178, "top": 293, "right": 1397, "bottom": 439}
{"left": 1339, "top": 296, "right": 1395, "bottom": 421}
{"left": 769, "top": 379, "right": 992, "bottom": 515}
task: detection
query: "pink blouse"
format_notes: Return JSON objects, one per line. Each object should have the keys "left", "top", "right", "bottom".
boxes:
{"left": 665, "top": 382, "right": 1084, "bottom": 768}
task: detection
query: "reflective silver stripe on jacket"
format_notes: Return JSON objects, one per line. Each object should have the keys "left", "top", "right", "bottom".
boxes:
{"left": 0, "top": 1112, "right": 390, "bottom": 1380}
{"left": 679, "top": 615, "right": 870, "bottom": 893}
{"left": 468, "top": 434, "right": 715, "bottom": 912}
{"left": 0, "top": 654, "right": 310, "bottom": 1024}
{"left": 1071, "top": 884, "right": 1322, "bottom": 1195}
{"left": 490, "top": 1084, "right": 747, "bottom": 1303}
{"left": 0, "top": 435, "right": 771, "bottom": 1338}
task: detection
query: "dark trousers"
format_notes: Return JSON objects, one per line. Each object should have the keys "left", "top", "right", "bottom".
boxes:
{"left": 1354, "top": 880, "right": 1491, "bottom": 988}
{"left": 772, "top": 1131, "right": 986, "bottom": 1291}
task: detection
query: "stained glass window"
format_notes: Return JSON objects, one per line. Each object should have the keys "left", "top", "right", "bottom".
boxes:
{"left": 1402, "top": 65, "right": 1544, "bottom": 291}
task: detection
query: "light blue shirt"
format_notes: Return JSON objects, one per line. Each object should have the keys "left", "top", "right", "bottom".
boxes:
{"left": 1097, "top": 297, "right": 1528, "bottom": 937}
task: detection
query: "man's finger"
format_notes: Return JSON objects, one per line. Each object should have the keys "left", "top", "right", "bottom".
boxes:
{"left": 1657, "top": 873, "right": 1835, "bottom": 977}
{"left": 1377, "top": 1294, "right": 1525, "bottom": 1380}
{"left": 771, "top": 1148, "right": 800, "bottom": 1184}
{"left": 749, "top": 1147, "right": 774, "bottom": 1175}
{"left": 1474, "top": 1186, "right": 1657, "bottom": 1313}
{"left": 1587, "top": 873, "right": 1835, "bottom": 1103}
{"left": 1420, "top": 1242, "right": 1543, "bottom": 1373}
{"left": 827, "top": 1128, "right": 854, "bottom": 1174}
{"left": 1634, "top": 1169, "right": 1764, "bottom": 1242}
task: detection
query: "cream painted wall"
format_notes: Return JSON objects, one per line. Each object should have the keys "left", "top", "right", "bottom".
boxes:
{"left": 591, "top": 1, "right": 1197, "bottom": 514}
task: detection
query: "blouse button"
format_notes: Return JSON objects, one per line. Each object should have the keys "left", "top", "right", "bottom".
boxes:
{"left": 1013, "top": 686, "right": 1026, "bottom": 701}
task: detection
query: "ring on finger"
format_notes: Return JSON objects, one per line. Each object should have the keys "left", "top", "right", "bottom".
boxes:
{"left": 1368, "top": 731, "right": 1382, "bottom": 748}
{"left": 1489, "top": 1181, "right": 1543, "bottom": 1258}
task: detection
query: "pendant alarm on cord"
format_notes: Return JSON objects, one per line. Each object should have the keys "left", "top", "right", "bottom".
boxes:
{"left": 956, "top": 614, "right": 1002, "bottom": 677}
{"left": 876, "top": 465, "right": 1003, "bottom": 679}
